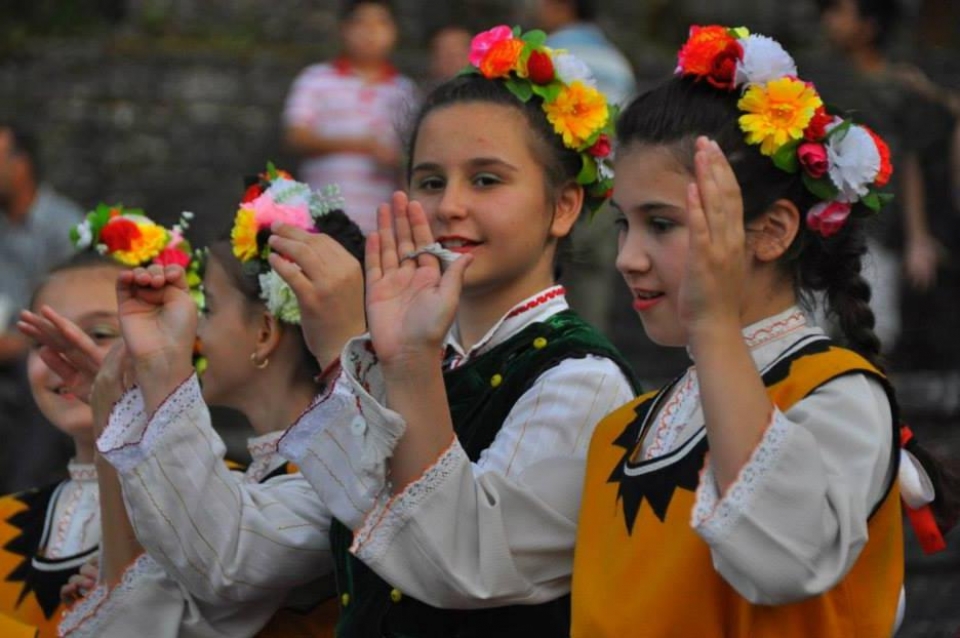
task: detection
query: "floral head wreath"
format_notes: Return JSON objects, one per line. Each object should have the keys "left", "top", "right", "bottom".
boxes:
{"left": 675, "top": 25, "right": 894, "bottom": 237}
{"left": 463, "top": 25, "right": 617, "bottom": 214}
{"left": 230, "top": 163, "right": 345, "bottom": 324}
{"left": 70, "top": 204, "right": 205, "bottom": 307}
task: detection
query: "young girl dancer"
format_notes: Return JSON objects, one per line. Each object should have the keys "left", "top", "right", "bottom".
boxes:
{"left": 1, "top": 204, "right": 195, "bottom": 638}
{"left": 571, "top": 25, "right": 954, "bottom": 637}
{"left": 26, "top": 172, "right": 365, "bottom": 637}
{"left": 269, "top": 26, "right": 639, "bottom": 637}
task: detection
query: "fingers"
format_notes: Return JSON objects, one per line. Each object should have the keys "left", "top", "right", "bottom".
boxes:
{"left": 407, "top": 199, "right": 440, "bottom": 268}
{"left": 393, "top": 192, "right": 417, "bottom": 266}
{"left": 686, "top": 182, "right": 710, "bottom": 252}
{"left": 366, "top": 232, "right": 382, "bottom": 282}
{"left": 41, "top": 306, "right": 104, "bottom": 370}
{"left": 437, "top": 253, "right": 473, "bottom": 305}
{"left": 378, "top": 197, "right": 401, "bottom": 272}
{"left": 38, "top": 347, "right": 83, "bottom": 386}
{"left": 267, "top": 250, "right": 311, "bottom": 299}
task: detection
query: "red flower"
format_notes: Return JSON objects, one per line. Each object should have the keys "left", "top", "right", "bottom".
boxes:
{"left": 677, "top": 25, "right": 743, "bottom": 90}
{"left": 153, "top": 247, "right": 191, "bottom": 268}
{"left": 100, "top": 218, "right": 142, "bottom": 252}
{"left": 242, "top": 183, "right": 263, "bottom": 203}
{"left": 798, "top": 142, "right": 828, "bottom": 179}
{"left": 863, "top": 126, "right": 893, "bottom": 187}
{"left": 806, "top": 201, "right": 852, "bottom": 237}
{"left": 526, "top": 50, "right": 555, "bottom": 84}
{"left": 588, "top": 134, "right": 612, "bottom": 158}
{"left": 803, "top": 107, "right": 832, "bottom": 142}
{"left": 480, "top": 38, "right": 524, "bottom": 79}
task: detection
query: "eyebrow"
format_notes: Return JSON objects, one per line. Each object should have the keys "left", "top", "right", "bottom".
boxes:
{"left": 609, "top": 199, "right": 683, "bottom": 215}
{"left": 411, "top": 157, "right": 520, "bottom": 174}
{"left": 75, "top": 311, "right": 119, "bottom": 324}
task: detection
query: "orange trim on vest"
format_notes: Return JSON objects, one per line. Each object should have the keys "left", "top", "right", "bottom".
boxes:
{"left": 572, "top": 345, "right": 903, "bottom": 638}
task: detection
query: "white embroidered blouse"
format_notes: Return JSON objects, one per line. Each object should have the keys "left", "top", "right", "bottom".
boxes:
{"left": 277, "top": 285, "right": 636, "bottom": 608}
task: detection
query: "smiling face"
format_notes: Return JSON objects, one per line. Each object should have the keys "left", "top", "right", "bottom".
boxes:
{"left": 27, "top": 264, "right": 121, "bottom": 443}
{"left": 409, "top": 101, "right": 579, "bottom": 306}
{"left": 613, "top": 145, "right": 697, "bottom": 347}
{"left": 195, "top": 253, "right": 265, "bottom": 409}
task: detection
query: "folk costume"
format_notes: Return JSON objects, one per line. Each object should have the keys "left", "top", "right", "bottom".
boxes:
{"left": 0, "top": 463, "right": 99, "bottom": 638}
{"left": 59, "top": 427, "right": 337, "bottom": 638}
{"left": 278, "top": 285, "right": 638, "bottom": 637}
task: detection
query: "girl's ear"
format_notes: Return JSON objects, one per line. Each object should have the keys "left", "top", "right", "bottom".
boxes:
{"left": 747, "top": 198, "right": 801, "bottom": 263}
{"left": 253, "top": 309, "right": 284, "bottom": 362}
{"left": 549, "top": 181, "right": 585, "bottom": 240}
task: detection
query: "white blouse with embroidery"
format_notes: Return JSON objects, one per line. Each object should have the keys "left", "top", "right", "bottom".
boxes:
{"left": 60, "top": 395, "right": 334, "bottom": 637}
{"left": 278, "top": 285, "right": 636, "bottom": 608}
{"left": 43, "top": 461, "right": 99, "bottom": 560}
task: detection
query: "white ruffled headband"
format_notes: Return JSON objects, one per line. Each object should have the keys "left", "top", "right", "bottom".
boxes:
{"left": 229, "top": 163, "right": 344, "bottom": 323}
{"left": 675, "top": 25, "right": 894, "bottom": 237}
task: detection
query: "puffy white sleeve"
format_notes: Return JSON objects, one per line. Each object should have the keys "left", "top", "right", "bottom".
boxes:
{"left": 96, "top": 374, "right": 332, "bottom": 605}
{"left": 691, "top": 373, "right": 895, "bottom": 604}
{"left": 58, "top": 553, "right": 275, "bottom": 638}
{"left": 282, "top": 336, "right": 634, "bottom": 607}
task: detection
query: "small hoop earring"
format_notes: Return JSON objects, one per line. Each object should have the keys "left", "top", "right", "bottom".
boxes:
{"left": 250, "top": 353, "right": 269, "bottom": 370}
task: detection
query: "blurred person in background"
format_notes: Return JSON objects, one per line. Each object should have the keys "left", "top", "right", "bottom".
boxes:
{"left": 534, "top": 0, "right": 637, "bottom": 334}
{"left": 0, "top": 123, "right": 83, "bottom": 494}
{"left": 427, "top": 23, "right": 472, "bottom": 86}
{"left": 282, "top": 0, "right": 418, "bottom": 236}
{"left": 808, "top": 0, "right": 953, "bottom": 359}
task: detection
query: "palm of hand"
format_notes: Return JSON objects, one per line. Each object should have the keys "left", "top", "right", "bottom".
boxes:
{"left": 367, "top": 264, "right": 452, "bottom": 364}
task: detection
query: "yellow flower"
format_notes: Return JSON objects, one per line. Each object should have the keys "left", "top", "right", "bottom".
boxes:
{"left": 543, "top": 81, "right": 609, "bottom": 149}
{"left": 738, "top": 77, "right": 823, "bottom": 156}
{"left": 111, "top": 223, "right": 168, "bottom": 266}
{"left": 231, "top": 207, "right": 259, "bottom": 261}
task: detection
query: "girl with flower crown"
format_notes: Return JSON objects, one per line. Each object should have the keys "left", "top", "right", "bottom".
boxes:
{"left": 247, "top": 25, "right": 641, "bottom": 638}
{"left": 24, "top": 174, "right": 366, "bottom": 637}
{"left": 569, "top": 25, "right": 957, "bottom": 637}
{"left": 0, "top": 205, "right": 193, "bottom": 638}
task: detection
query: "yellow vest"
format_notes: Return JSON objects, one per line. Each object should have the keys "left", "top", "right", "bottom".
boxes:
{"left": 573, "top": 343, "right": 903, "bottom": 638}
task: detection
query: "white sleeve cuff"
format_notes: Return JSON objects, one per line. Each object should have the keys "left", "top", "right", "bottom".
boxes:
{"left": 351, "top": 436, "right": 464, "bottom": 564}
{"left": 59, "top": 553, "right": 158, "bottom": 637}
{"left": 691, "top": 408, "right": 791, "bottom": 544}
{"left": 96, "top": 375, "right": 201, "bottom": 474}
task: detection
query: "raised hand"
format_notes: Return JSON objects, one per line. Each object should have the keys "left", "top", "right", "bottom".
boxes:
{"left": 17, "top": 307, "right": 104, "bottom": 403}
{"left": 365, "top": 191, "right": 472, "bottom": 366}
{"left": 117, "top": 264, "right": 197, "bottom": 413}
{"left": 677, "top": 137, "right": 746, "bottom": 340}
{"left": 267, "top": 223, "right": 366, "bottom": 370}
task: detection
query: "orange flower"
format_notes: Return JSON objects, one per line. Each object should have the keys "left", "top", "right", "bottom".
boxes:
{"left": 543, "top": 81, "right": 609, "bottom": 149}
{"left": 863, "top": 126, "right": 893, "bottom": 187}
{"left": 479, "top": 38, "right": 524, "bottom": 79}
{"left": 677, "top": 25, "right": 743, "bottom": 89}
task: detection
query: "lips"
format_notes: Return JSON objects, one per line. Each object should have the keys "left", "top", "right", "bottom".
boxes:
{"left": 632, "top": 290, "right": 664, "bottom": 312}
{"left": 436, "top": 235, "right": 481, "bottom": 254}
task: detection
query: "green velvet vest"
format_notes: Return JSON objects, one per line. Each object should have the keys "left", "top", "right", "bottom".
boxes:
{"left": 329, "top": 310, "right": 641, "bottom": 638}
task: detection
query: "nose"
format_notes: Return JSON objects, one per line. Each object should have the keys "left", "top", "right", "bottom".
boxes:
{"left": 434, "top": 179, "right": 469, "bottom": 224}
{"left": 615, "top": 225, "right": 651, "bottom": 277}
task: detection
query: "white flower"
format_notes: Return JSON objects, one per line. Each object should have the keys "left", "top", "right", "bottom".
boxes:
{"left": 310, "top": 183, "right": 345, "bottom": 218}
{"left": 265, "top": 177, "right": 311, "bottom": 208}
{"left": 258, "top": 269, "right": 301, "bottom": 324}
{"left": 825, "top": 122, "right": 881, "bottom": 203}
{"left": 734, "top": 35, "right": 797, "bottom": 87}
{"left": 551, "top": 51, "right": 596, "bottom": 88}
{"left": 597, "top": 159, "right": 614, "bottom": 181}
{"left": 74, "top": 221, "right": 93, "bottom": 249}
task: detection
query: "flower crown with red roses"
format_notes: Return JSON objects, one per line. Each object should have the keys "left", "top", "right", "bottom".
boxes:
{"left": 463, "top": 25, "right": 617, "bottom": 214}
{"left": 675, "top": 25, "right": 894, "bottom": 237}
{"left": 229, "top": 163, "right": 345, "bottom": 324}
{"left": 69, "top": 203, "right": 205, "bottom": 306}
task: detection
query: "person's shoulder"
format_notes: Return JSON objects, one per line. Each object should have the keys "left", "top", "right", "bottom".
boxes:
{"left": 33, "top": 185, "right": 84, "bottom": 224}
{"left": 292, "top": 62, "right": 341, "bottom": 84}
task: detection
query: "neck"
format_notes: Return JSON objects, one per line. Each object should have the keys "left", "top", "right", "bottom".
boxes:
{"left": 239, "top": 374, "right": 317, "bottom": 436}
{"left": 849, "top": 46, "right": 886, "bottom": 74}
{"left": 455, "top": 267, "right": 555, "bottom": 352}
{"left": 73, "top": 437, "right": 96, "bottom": 465}
{"left": 4, "top": 182, "right": 38, "bottom": 224}
{"left": 739, "top": 277, "right": 798, "bottom": 329}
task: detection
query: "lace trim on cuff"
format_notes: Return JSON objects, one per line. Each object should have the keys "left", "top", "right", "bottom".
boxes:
{"left": 352, "top": 436, "right": 463, "bottom": 563}
{"left": 278, "top": 373, "right": 351, "bottom": 463}
{"left": 96, "top": 387, "right": 147, "bottom": 454}
{"left": 59, "top": 553, "right": 157, "bottom": 637}
{"left": 97, "top": 375, "right": 200, "bottom": 474}
{"left": 691, "top": 408, "right": 791, "bottom": 544}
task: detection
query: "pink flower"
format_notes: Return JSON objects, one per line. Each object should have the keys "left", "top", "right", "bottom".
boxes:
{"left": 806, "top": 201, "right": 852, "bottom": 237}
{"left": 247, "top": 196, "right": 313, "bottom": 231}
{"left": 798, "top": 142, "right": 828, "bottom": 178}
{"left": 153, "top": 247, "right": 191, "bottom": 268}
{"left": 469, "top": 25, "right": 514, "bottom": 67}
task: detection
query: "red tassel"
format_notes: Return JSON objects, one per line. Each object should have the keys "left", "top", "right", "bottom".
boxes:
{"left": 903, "top": 501, "right": 947, "bottom": 554}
